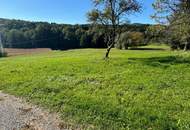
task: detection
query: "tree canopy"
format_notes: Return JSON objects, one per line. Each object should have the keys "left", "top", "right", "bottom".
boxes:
{"left": 152, "top": 0, "right": 190, "bottom": 50}
{"left": 88, "top": 0, "right": 141, "bottom": 58}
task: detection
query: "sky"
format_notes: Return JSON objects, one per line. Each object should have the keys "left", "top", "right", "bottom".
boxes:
{"left": 0, "top": 0, "right": 155, "bottom": 24}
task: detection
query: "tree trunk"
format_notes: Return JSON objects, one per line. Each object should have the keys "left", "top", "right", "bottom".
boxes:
{"left": 184, "top": 42, "right": 188, "bottom": 51}
{"left": 105, "top": 47, "right": 112, "bottom": 58}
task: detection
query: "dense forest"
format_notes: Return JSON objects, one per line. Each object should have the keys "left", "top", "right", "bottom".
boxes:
{"left": 0, "top": 18, "right": 150, "bottom": 50}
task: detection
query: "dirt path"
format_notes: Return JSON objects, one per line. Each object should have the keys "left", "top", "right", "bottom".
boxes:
{"left": 0, "top": 91, "right": 72, "bottom": 130}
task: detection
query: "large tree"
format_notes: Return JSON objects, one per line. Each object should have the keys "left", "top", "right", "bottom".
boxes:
{"left": 152, "top": 0, "right": 190, "bottom": 50}
{"left": 87, "top": 0, "right": 141, "bottom": 58}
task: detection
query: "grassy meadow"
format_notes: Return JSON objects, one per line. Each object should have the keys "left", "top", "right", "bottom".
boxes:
{"left": 0, "top": 45, "right": 190, "bottom": 130}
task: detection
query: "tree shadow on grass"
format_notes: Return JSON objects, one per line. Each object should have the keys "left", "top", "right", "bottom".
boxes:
{"left": 128, "top": 56, "right": 190, "bottom": 68}
{"left": 129, "top": 47, "right": 166, "bottom": 51}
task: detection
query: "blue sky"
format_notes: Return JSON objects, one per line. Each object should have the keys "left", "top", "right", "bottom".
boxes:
{"left": 0, "top": 0, "right": 155, "bottom": 24}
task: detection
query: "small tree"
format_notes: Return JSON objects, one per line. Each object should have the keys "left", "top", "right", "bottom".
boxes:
{"left": 0, "top": 33, "right": 6, "bottom": 57}
{"left": 87, "top": 0, "right": 141, "bottom": 58}
{"left": 152, "top": 0, "right": 190, "bottom": 51}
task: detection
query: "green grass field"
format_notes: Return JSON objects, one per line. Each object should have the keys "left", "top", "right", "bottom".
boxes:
{"left": 0, "top": 46, "right": 190, "bottom": 130}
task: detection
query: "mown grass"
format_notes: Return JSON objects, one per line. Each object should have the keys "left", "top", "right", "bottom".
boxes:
{"left": 0, "top": 47, "right": 190, "bottom": 130}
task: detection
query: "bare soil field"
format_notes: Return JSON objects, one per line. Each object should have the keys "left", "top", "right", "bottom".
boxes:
{"left": 4, "top": 48, "right": 52, "bottom": 57}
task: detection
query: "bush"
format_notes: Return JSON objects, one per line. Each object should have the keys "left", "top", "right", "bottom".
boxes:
{"left": 115, "top": 31, "right": 145, "bottom": 49}
{"left": 168, "top": 36, "right": 190, "bottom": 51}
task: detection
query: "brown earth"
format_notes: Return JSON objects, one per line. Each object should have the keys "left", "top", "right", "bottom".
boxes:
{"left": 0, "top": 91, "right": 86, "bottom": 130}
{"left": 4, "top": 48, "right": 52, "bottom": 57}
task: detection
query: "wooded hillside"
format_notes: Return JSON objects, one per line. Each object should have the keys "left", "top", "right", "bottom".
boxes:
{"left": 0, "top": 18, "right": 149, "bottom": 50}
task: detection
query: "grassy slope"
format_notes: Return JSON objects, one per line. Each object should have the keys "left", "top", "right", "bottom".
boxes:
{"left": 0, "top": 47, "right": 190, "bottom": 130}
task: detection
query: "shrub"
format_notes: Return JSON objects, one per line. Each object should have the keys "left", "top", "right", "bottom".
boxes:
{"left": 115, "top": 31, "right": 145, "bottom": 49}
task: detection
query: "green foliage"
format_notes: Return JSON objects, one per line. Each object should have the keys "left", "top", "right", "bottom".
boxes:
{"left": 0, "top": 48, "right": 190, "bottom": 129}
{"left": 88, "top": 0, "right": 141, "bottom": 57}
{"left": 0, "top": 18, "right": 107, "bottom": 49}
{"left": 116, "top": 31, "right": 145, "bottom": 49}
{"left": 80, "top": 33, "right": 92, "bottom": 48}
{"left": 152, "top": 0, "right": 190, "bottom": 50}
{"left": 145, "top": 24, "right": 166, "bottom": 43}
{"left": 0, "top": 18, "right": 149, "bottom": 50}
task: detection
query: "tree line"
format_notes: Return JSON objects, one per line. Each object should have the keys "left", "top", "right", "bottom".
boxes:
{"left": 1, "top": 0, "right": 190, "bottom": 58}
{"left": 0, "top": 18, "right": 149, "bottom": 50}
